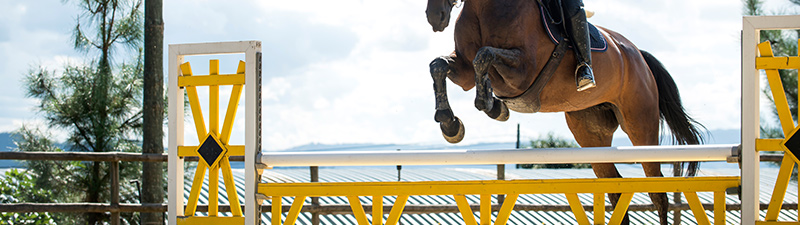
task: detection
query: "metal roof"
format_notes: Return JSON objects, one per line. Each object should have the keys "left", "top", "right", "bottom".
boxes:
{"left": 184, "top": 162, "right": 797, "bottom": 224}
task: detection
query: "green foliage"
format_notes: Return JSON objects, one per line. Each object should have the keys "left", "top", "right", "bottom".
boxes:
{"left": 0, "top": 169, "right": 54, "bottom": 224}
{"left": 11, "top": 0, "right": 146, "bottom": 224}
{"left": 744, "top": 0, "right": 800, "bottom": 133}
{"left": 516, "top": 133, "right": 590, "bottom": 169}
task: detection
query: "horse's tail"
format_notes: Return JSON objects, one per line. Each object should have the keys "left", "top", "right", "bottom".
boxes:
{"left": 640, "top": 50, "right": 707, "bottom": 177}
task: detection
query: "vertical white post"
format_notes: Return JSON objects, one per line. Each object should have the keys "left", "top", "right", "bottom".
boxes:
{"left": 245, "top": 41, "right": 262, "bottom": 225}
{"left": 168, "top": 45, "right": 186, "bottom": 224}
{"left": 167, "top": 41, "right": 261, "bottom": 224}
{"left": 741, "top": 15, "right": 800, "bottom": 224}
{"left": 741, "top": 16, "right": 759, "bottom": 225}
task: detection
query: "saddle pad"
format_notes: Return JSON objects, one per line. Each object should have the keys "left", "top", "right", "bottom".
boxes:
{"left": 539, "top": 3, "right": 607, "bottom": 52}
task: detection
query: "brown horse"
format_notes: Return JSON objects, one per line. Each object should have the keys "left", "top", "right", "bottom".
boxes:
{"left": 425, "top": 0, "right": 704, "bottom": 224}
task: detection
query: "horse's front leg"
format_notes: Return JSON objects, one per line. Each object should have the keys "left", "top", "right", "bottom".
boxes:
{"left": 430, "top": 55, "right": 465, "bottom": 143}
{"left": 473, "top": 46, "right": 519, "bottom": 121}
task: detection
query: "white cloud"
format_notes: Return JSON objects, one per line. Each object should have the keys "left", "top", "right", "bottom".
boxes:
{"left": 3, "top": 0, "right": 794, "bottom": 150}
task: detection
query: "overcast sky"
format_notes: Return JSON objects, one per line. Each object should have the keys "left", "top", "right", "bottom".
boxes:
{"left": 0, "top": 0, "right": 795, "bottom": 150}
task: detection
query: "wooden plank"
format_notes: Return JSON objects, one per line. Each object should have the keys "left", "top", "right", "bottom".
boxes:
{"left": 608, "top": 193, "right": 633, "bottom": 225}
{"left": 347, "top": 196, "right": 370, "bottom": 225}
{"left": 685, "top": 192, "right": 711, "bottom": 225}
{"left": 454, "top": 195, "right": 478, "bottom": 225}
{"left": 495, "top": 194, "right": 519, "bottom": 225}
{"left": 566, "top": 193, "right": 590, "bottom": 225}
{"left": 594, "top": 193, "right": 605, "bottom": 225}
{"left": 767, "top": 156, "right": 796, "bottom": 221}
{"left": 285, "top": 196, "right": 306, "bottom": 225}
{"left": 385, "top": 195, "right": 408, "bottom": 225}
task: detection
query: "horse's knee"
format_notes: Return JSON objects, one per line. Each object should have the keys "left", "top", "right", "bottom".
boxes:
{"left": 430, "top": 56, "right": 451, "bottom": 79}
{"left": 473, "top": 47, "right": 496, "bottom": 72}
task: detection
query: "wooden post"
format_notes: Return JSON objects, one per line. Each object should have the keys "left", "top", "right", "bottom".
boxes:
{"left": 310, "top": 166, "right": 320, "bottom": 225}
{"left": 497, "top": 165, "right": 505, "bottom": 204}
{"left": 111, "top": 161, "right": 120, "bottom": 225}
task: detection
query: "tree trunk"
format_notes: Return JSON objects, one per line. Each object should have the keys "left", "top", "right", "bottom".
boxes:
{"left": 142, "top": 0, "right": 165, "bottom": 224}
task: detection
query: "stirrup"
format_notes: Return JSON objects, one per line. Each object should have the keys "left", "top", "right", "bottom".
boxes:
{"left": 576, "top": 63, "right": 596, "bottom": 92}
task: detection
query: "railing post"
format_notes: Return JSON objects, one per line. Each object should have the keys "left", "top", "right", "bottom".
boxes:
{"left": 111, "top": 161, "right": 120, "bottom": 225}
{"left": 310, "top": 166, "right": 320, "bottom": 225}
{"left": 497, "top": 164, "right": 505, "bottom": 204}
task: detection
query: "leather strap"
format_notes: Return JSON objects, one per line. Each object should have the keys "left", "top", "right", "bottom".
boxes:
{"left": 499, "top": 40, "right": 568, "bottom": 113}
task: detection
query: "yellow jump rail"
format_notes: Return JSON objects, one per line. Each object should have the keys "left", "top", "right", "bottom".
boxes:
{"left": 261, "top": 177, "right": 739, "bottom": 225}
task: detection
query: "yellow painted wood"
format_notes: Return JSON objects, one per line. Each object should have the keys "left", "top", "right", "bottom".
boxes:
{"left": 285, "top": 196, "right": 307, "bottom": 225}
{"left": 494, "top": 194, "right": 518, "bottom": 225}
{"left": 373, "top": 195, "right": 383, "bottom": 225}
{"left": 714, "top": 191, "right": 726, "bottom": 225}
{"left": 594, "top": 193, "right": 605, "bottom": 225}
{"left": 219, "top": 61, "right": 245, "bottom": 143}
{"left": 220, "top": 84, "right": 242, "bottom": 144}
{"left": 755, "top": 56, "right": 800, "bottom": 70}
{"left": 180, "top": 63, "right": 207, "bottom": 142}
{"left": 454, "top": 195, "right": 478, "bottom": 225}
{"left": 758, "top": 139, "right": 786, "bottom": 152}
{"left": 766, "top": 69, "right": 795, "bottom": 136}
{"left": 272, "top": 197, "right": 282, "bottom": 225}
{"left": 685, "top": 192, "right": 711, "bottom": 225}
{"left": 259, "top": 177, "right": 740, "bottom": 197}
{"left": 608, "top": 193, "right": 633, "bottom": 225}
{"left": 386, "top": 195, "right": 408, "bottom": 225}
{"left": 210, "top": 60, "right": 219, "bottom": 137}
{"left": 767, "top": 156, "right": 796, "bottom": 221}
{"left": 759, "top": 42, "right": 796, "bottom": 136}
{"left": 480, "top": 194, "right": 491, "bottom": 225}
{"left": 176, "top": 216, "right": 244, "bottom": 224}
{"left": 220, "top": 158, "right": 241, "bottom": 216}
{"left": 179, "top": 145, "right": 244, "bottom": 157}
{"left": 566, "top": 193, "right": 591, "bottom": 225}
{"left": 347, "top": 196, "right": 370, "bottom": 225}
{"left": 756, "top": 221, "right": 800, "bottom": 224}
{"left": 177, "top": 74, "right": 246, "bottom": 87}
{"left": 208, "top": 165, "right": 219, "bottom": 216}
{"left": 185, "top": 163, "right": 207, "bottom": 215}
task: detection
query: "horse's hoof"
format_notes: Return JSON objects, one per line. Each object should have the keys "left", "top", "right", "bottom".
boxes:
{"left": 440, "top": 117, "right": 465, "bottom": 144}
{"left": 485, "top": 98, "right": 509, "bottom": 121}
{"left": 474, "top": 96, "right": 493, "bottom": 112}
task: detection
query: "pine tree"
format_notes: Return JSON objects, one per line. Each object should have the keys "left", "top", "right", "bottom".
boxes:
{"left": 744, "top": 0, "right": 800, "bottom": 138}
{"left": 17, "top": 0, "right": 144, "bottom": 223}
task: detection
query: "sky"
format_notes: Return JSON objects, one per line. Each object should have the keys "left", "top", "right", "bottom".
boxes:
{"left": 0, "top": 0, "right": 795, "bottom": 150}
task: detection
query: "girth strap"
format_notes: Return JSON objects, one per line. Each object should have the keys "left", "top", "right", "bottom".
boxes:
{"left": 499, "top": 40, "right": 568, "bottom": 113}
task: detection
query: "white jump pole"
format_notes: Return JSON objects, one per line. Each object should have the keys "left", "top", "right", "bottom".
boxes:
{"left": 260, "top": 144, "right": 738, "bottom": 167}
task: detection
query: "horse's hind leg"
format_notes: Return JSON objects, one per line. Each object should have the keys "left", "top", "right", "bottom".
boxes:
{"left": 430, "top": 56, "right": 466, "bottom": 143}
{"left": 617, "top": 97, "right": 669, "bottom": 225}
{"left": 642, "top": 162, "right": 669, "bottom": 225}
{"left": 473, "top": 46, "right": 518, "bottom": 121}
{"left": 565, "top": 104, "right": 632, "bottom": 225}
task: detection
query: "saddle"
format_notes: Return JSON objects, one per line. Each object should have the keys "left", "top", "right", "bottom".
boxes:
{"left": 537, "top": 0, "right": 607, "bottom": 52}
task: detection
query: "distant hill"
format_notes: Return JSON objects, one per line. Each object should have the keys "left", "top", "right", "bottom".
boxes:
{"left": 0, "top": 132, "right": 21, "bottom": 168}
{"left": 276, "top": 129, "right": 740, "bottom": 152}
{"left": 611, "top": 128, "right": 740, "bottom": 146}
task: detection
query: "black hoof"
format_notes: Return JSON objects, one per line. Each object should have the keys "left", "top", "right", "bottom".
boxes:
{"left": 474, "top": 96, "right": 493, "bottom": 112}
{"left": 440, "top": 117, "right": 465, "bottom": 144}
{"left": 484, "top": 98, "right": 509, "bottom": 121}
